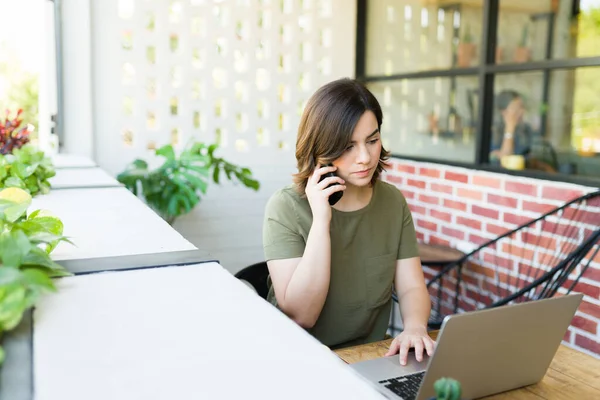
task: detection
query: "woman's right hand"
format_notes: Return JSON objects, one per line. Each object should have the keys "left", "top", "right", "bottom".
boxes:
{"left": 502, "top": 100, "right": 524, "bottom": 132}
{"left": 305, "top": 165, "right": 346, "bottom": 222}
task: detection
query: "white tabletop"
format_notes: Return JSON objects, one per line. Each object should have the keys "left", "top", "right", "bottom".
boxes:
{"left": 50, "top": 167, "right": 120, "bottom": 189}
{"left": 31, "top": 187, "right": 196, "bottom": 260}
{"left": 50, "top": 153, "right": 96, "bottom": 168}
{"left": 33, "top": 262, "right": 383, "bottom": 400}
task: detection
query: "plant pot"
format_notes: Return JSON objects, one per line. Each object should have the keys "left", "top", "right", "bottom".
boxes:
{"left": 514, "top": 46, "right": 531, "bottom": 63}
{"left": 495, "top": 46, "right": 504, "bottom": 63}
{"left": 457, "top": 43, "right": 476, "bottom": 67}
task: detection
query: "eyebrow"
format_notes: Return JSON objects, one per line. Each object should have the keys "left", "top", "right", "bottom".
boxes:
{"left": 350, "top": 128, "right": 380, "bottom": 144}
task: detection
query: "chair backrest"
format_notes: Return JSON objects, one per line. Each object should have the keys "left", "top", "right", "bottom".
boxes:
{"left": 234, "top": 261, "right": 270, "bottom": 300}
{"left": 427, "top": 190, "right": 600, "bottom": 327}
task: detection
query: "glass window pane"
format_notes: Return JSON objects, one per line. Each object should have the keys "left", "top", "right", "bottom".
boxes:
{"left": 365, "top": 0, "right": 484, "bottom": 75}
{"left": 489, "top": 67, "right": 600, "bottom": 182}
{"left": 0, "top": 0, "right": 45, "bottom": 136}
{"left": 496, "top": 0, "right": 600, "bottom": 64}
{"left": 367, "top": 76, "right": 479, "bottom": 163}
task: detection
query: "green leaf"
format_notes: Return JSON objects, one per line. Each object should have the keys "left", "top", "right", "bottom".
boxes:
{"left": 0, "top": 267, "right": 22, "bottom": 286}
{"left": 0, "top": 188, "right": 32, "bottom": 222}
{"left": 39, "top": 181, "right": 51, "bottom": 194}
{"left": 28, "top": 209, "right": 40, "bottom": 219}
{"left": 12, "top": 162, "right": 38, "bottom": 179}
{"left": 19, "top": 216, "right": 64, "bottom": 236}
{"left": 0, "top": 230, "right": 31, "bottom": 268}
{"left": 208, "top": 143, "right": 218, "bottom": 157}
{"left": 213, "top": 164, "right": 220, "bottom": 184}
{"left": 180, "top": 151, "right": 209, "bottom": 164}
{"left": 3, "top": 176, "right": 26, "bottom": 189}
{"left": 27, "top": 232, "right": 72, "bottom": 246}
{"left": 183, "top": 163, "right": 210, "bottom": 177}
{"left": 0, "top": 284, "right": 27, "bottom": 330}
{"left": 179, "top": 171, "right": 208, "bottom": 194}
{"left": 10, "top": 162, "right": 26, "bottom": 179}
{"left": 156, "top": 145, "right": 176, "bottom": 161}
{"left": 22, "top": 247, "right": 70, "bottom": 277}
{"left": 21, "top": 269, "right": 56, "bottom": 292}
{"left": 132, "top": 159, "right": 149, "bottom": 169}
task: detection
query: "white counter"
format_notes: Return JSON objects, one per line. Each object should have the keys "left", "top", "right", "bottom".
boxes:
{"left": 33, "top": 262, "right": 383, "bottom": 400}
{"left": 50, "top": 153, "right": 96, "bottom": 169}
{"left": 31, "top": 187, "right": 196, "bottom": 260}
{"left": 50, "top": 167, "right": 121, "bottom": 189}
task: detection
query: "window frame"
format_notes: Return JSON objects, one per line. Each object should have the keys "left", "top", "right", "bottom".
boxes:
{"left": 356, "top": 0, "right": 600, "bottom": 187}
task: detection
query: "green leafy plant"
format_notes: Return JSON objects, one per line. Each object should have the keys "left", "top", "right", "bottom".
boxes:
{"left": 519, "top": 24, "right": 530, "bottom": 47}
{"left": 0, "top": 144, "right": 56, "bottom": 196}
{"left": 117, "top": 141, "right": 260, "bottom": 224}
{"left": 0, "top": 187, "right": 71, "bottom": 364}
{"left": 462, "top": 24, "right": 474, "bottom": 44}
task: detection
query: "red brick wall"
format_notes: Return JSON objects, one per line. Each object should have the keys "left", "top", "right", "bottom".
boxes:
{"left": 383, "top": 158, "right": 600, "bottom": 358}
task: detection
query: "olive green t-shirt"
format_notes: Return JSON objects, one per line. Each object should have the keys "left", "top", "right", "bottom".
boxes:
{"left": 262, "top": 180, "right": 419, "bottom": 349}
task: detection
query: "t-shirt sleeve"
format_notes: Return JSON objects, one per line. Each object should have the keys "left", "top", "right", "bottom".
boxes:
{"left": 263, "top": 191, "right": 306, "bottom": 261}
{"left": 397, "top": 192, "right": 420, "bottom": 260}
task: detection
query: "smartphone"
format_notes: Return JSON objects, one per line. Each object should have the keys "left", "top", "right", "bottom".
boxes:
{"left": 319, "top": 164, "right": 343, "bottom": 206}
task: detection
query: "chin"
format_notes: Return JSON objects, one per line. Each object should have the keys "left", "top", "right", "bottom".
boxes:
{"left": 348, "top": 175, "right": 374, "bottom": 187}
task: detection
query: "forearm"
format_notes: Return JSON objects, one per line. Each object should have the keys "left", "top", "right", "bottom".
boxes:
{"left": 398, "top": 286, "right": 431, "bottom": 330}
{"left": 281, "top": 220, "right": 331, "bottom": 327}
{"left": 498, "top": 125, "right": 516, "bottom": 156}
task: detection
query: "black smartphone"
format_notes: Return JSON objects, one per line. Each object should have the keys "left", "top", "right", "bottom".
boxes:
{"left": 318, "top": 164, "right": 343, "bottom": 206}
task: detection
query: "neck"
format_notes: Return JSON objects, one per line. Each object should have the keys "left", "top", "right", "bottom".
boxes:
{"left": 333, "top": 182, "right": 374, "bottom": 212}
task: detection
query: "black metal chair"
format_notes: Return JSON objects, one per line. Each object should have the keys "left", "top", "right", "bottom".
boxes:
{"left": 392, "top": 190, "right": 600, "bottom": 331}
{"left": 234, "top": 261, "right": 270, "bottom": 300}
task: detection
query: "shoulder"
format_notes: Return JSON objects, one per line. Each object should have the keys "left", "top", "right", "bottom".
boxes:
{"left": 375, "top": 180, "right": 408, "bottom": 205}
{"left": 265, "top": 185, "right": 306, "bottom": 217}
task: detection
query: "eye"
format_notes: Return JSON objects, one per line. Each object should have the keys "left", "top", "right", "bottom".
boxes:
{"left": 368, "top": 138, "right": 379, "bottom": 144}
{"left": 345, "top": 145, "right": 354, "bottom": 152}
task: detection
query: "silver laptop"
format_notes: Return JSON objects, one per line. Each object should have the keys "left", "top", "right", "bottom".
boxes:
{"left": 349, "top": 293, "right": 583, "bottom": 400}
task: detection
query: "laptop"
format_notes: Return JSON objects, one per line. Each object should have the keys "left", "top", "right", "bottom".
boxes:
{"left": 349, "top": 293, "right": 583, "bottom": 400}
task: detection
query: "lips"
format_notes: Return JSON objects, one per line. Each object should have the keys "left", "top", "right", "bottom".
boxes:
{"left": 353, "top": 168, "right": 372, "bottom": 176}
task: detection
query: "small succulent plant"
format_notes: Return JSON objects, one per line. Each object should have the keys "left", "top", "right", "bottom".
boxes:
{"left": 432, "top": 377, "right": 462, "bottom": 400}
{"left": 0, "top": 109, "right": 32, "bottom": 155}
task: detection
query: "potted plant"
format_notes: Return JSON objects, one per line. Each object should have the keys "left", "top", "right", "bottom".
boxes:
{"left": 514, "top": 25, "right": 532, "bottom": 63}
{"left": 0, "top": 187, "right": 70, "bottom": 364}
{"left": 117, "top": 141, "right": 260, "bottom": 224}
{"left": 0, "top": 110, "right": 56, "bottom": 196}
{"left": 495, "top": 38, "right": 504, "bottom": 63}
{"left": 457, "top": 24, "right": 476, "bottom": 68}
{"left": 430, "top": 377, "right": 462, "bottom": 400}
{"left": 0, "top": 109, "right": 31, "bottom": 155}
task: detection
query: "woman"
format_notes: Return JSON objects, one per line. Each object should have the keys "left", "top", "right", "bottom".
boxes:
{"left": 490, "top": 90, "right": 556, "bottom": 172}
{"left": 262, "top": 78, "right": 434, "bottom": 365}
{"left": 490, "top": 90, "right": 535, "bottom": 160}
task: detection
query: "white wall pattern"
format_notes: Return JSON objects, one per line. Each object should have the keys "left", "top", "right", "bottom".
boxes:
{"left": 83, "top": 0, "right": 356, "bottom": 272}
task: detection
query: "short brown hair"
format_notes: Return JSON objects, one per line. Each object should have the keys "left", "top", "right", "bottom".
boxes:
{"left": 293, "top": 78, "right": 390, "bottom": 194}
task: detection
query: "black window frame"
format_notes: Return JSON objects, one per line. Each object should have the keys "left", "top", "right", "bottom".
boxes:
{"left": 356, "top": 0, "right": 600, "bottom": 188}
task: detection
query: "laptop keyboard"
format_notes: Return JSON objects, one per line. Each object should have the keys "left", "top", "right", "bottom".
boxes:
{"left": 378, "top": 371, "right": 425, "bottom": 400}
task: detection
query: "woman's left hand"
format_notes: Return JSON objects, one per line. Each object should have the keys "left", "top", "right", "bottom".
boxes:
{"left": 384, "top": 326, "right": 436, "bottom": 366}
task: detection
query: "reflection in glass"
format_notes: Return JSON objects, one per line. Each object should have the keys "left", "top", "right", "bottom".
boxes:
{"left": 366, "top": 0, "right": 483, "bottom": 75}
{"left": 491, "top": 68, "right": 600, "bottom": 180}
{"left": 497, "top": 0, "right": 600, "bottom": 64}
{"left": 367, "top": 76, "right": 479, "bottom": 163}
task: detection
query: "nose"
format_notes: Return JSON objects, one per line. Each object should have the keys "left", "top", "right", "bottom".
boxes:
{"left": 357, "top": 144, "right": 371, "bottom": 165}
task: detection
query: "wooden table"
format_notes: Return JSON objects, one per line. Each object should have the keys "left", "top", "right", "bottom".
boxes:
{"left": 334, "top": 331, "right": 600, "bottom": 399}
{"left": 418, "top": 243, "right": 465, "bottom": 267}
